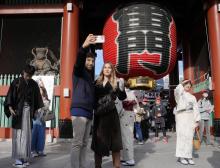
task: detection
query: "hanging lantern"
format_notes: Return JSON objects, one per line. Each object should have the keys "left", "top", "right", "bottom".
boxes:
{"left": 103, "top": 3, "right": 177, "bottom": 80}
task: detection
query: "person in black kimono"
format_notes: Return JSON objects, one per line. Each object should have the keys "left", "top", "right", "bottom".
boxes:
{"left": 152, "top": 97, "right": 168, "bottom": 143}
{"left": 91, "top": 62, "right": 127, "bottom": 168}
{"left": 4, "top": 65, "right": 43, "bottom": 168}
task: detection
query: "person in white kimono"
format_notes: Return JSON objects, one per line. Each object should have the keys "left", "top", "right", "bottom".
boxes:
{"left": 174, "top": 79, "right": 201, "bottom": 165}
{"left": 117, "top": 85, "right": 138, "bottom": 166}
{"left": 198, "top": 90, "right": 213, "bottom": 145}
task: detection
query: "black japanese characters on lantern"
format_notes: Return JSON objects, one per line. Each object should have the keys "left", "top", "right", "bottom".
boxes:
{"left": 103, "top": 3, "right": 177, "bottom": 79}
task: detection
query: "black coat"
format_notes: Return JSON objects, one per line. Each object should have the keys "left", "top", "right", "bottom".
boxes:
{"left": 91, "top": 81, "right": 126, "bottom": 156}
{"left": 152, "top": 104, "right": 167, "bottom": 128}
{"left": 4, "top": 77, "right": 43, "bottom": 129}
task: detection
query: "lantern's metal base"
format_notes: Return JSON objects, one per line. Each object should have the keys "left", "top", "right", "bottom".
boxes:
{"left": 58, "top": 119, "right": 73, "bottom": 138}
{"left": 214, "top": 119, "right": 220, "bottom": 137}
{"left": 128, "top": 76, "right": 156, "bottom": 90}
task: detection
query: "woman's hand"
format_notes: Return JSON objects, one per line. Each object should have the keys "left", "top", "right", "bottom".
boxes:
{"left": 9, "top": 106, "right": 16, "bottom": 116}
{"left": 82, "top": 34, "right": 96, "bottom": 48}
{"left": 117, "top": 78, "right": 125, "bottom": 91}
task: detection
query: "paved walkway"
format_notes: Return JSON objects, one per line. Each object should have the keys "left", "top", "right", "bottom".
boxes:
{"left": 0, "top": 132, "right": 220, "bottom": 168}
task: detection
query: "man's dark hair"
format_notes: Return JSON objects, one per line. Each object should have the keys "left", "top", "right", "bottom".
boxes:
{"left": 86, "top": 52, "right": 95, "bottom": 59}
{"left": 24, "top": 65, "right": 35, "bottom": 76}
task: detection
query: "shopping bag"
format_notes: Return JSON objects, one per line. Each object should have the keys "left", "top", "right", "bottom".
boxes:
{"left": 193, "top": 128, "right": 201, "bottom": 150}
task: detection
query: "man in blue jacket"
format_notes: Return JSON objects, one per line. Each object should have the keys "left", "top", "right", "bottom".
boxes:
{"left": 70, "top": 34, "right": 96, "bottom": 168}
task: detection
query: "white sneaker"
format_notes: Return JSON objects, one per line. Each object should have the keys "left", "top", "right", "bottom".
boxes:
{"left": 12, "top": 163, "right": 26, "bottom": 168}
{"left": 188, "top": 159, "right": 195, "bottom": 165}
{"left": 179, "top": 158, "right": 188, "bottom": 165}
{"left": 31, "top": 152, "right": 38, "bottom": 157}
{"left": 138, "top": 141, "right": 144, "bottom": 145}
{"left": 122, "top": 160, "right": 135, "bottom": 166}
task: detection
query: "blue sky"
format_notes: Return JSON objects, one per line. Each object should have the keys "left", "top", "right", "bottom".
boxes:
{"left": 178, "top": 60, "right": 183, "bottom": 79}
{"left": 95, "top": 49, "right": 104, "bottom": 76}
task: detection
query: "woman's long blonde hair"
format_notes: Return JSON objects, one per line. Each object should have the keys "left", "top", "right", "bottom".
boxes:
{"left": 96, "top": 62, "right": 117, "bottom": 90}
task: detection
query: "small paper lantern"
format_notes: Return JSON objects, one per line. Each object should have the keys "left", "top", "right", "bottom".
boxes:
{"left": 103, "top": 3, "right": 177, "bottom": 79}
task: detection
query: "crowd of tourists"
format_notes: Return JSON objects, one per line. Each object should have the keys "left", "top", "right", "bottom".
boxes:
{"left": 69, "top": 34, "right": 214, "bottom": 168}
{"left": 4, "top": 34, "right": 214, "bottom": 168}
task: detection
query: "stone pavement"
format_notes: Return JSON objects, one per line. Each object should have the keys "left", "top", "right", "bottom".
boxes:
{"left": 0, "top": 132, "right": 220, "bottom": 168}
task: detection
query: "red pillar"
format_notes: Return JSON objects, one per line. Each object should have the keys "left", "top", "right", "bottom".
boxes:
{"left": 59, "top": 0, "right": 79, "bottom": 138}
{"left": 183, "top": 33, "right": 194, "bottom": 81}
{"left": 0, "top": 128, "right": 12, "bottom": 139}
{"left": 206, "top": 0, "right": 220, "bottom": 136}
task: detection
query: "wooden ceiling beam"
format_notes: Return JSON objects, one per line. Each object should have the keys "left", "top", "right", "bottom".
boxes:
{"left": 0, "top": 4, "right": 64, "bottom": 15}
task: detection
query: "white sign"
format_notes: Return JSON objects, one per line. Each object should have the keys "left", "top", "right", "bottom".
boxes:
{"left": 33, "top": 75, "right": 55, "bottom": 127}
{"left": 67, "top": 3, "right": 73, "bottom": 12}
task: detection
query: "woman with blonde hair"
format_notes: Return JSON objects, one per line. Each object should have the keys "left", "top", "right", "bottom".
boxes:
{"left": 174, "top": 79, "right": 201, "bottom": 165}
{"left": 31, "top": 79, "right": 50, "bottom": 157}
{"left": 91, "top": 62, "right": 126, "bottom": 168}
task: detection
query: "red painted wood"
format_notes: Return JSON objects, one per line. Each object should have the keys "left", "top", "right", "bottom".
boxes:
{"left": 60, "top": 0, "right": 79, "bottom": 119}
{"left": 0, "top": 128, "right": 12, "bottom": 139}
{"left": 183, "top": 32, "right": 194, "bottom": 82}
{"left": 54, "top": 86, "right": 61, "bottom": 96}
{"left": 0, "top": 86, "right": 9, "bottom": 96}
{"left": 0, "top": 86, "right": 60, "bottom": 96}
{"left": 46, "top": 128, "right": 59, "bottom": 138}
{"left": 0, "top": 4, "right": 63, "bottom": 14}
{"left": 206, "top": 0, "right": 220, "bottom": 118}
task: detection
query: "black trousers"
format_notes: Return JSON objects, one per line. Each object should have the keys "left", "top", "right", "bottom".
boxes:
{"left": 155, "top": 123, "right": 166, "bottom": 137}
{"left": 141, "top": 119, "right": 150, "bottom": 140}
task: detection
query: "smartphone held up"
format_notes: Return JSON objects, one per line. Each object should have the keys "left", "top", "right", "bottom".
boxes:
{"left": 94, "top": 35, "right": 105, "bottom": 43}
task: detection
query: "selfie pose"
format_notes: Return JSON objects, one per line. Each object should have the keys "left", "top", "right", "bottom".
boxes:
{"left": 70, "top": 34, "right": 96, "bottom": 168}
{"left": 91, "top": 62, "right": 126, "bottom": 168}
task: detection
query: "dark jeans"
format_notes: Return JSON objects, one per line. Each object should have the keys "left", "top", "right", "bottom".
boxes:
{"left": 31, "top": 122, "right": 45, "bottom": 152}
{"left": 134, "top": 122, "right": 143, "bottom": 141}
{"left": 155, "top": 123, "right": 166, "bottom": 137}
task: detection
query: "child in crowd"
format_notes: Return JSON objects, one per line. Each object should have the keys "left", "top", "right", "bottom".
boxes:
{"left": 152, "top": 97, "right": 168, "bottom": 143}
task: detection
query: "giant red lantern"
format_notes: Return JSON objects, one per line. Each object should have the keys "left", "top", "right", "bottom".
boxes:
{"left": 103, "top": 3, "right": 177, "bottom": 79}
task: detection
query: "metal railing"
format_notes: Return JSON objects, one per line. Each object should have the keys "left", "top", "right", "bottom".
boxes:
{"left": 0, "top": 74, "right": 60, "bottom": 128}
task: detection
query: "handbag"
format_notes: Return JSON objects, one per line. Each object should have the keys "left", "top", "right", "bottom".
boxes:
{"left": 42, "top": 110, "right": 55, "bottom": 121}
{"left": 193, "top": 128, "right": 201, "bottom": 150}
{"left": 122, "top": 100, "right": 135, "bottom": 111}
